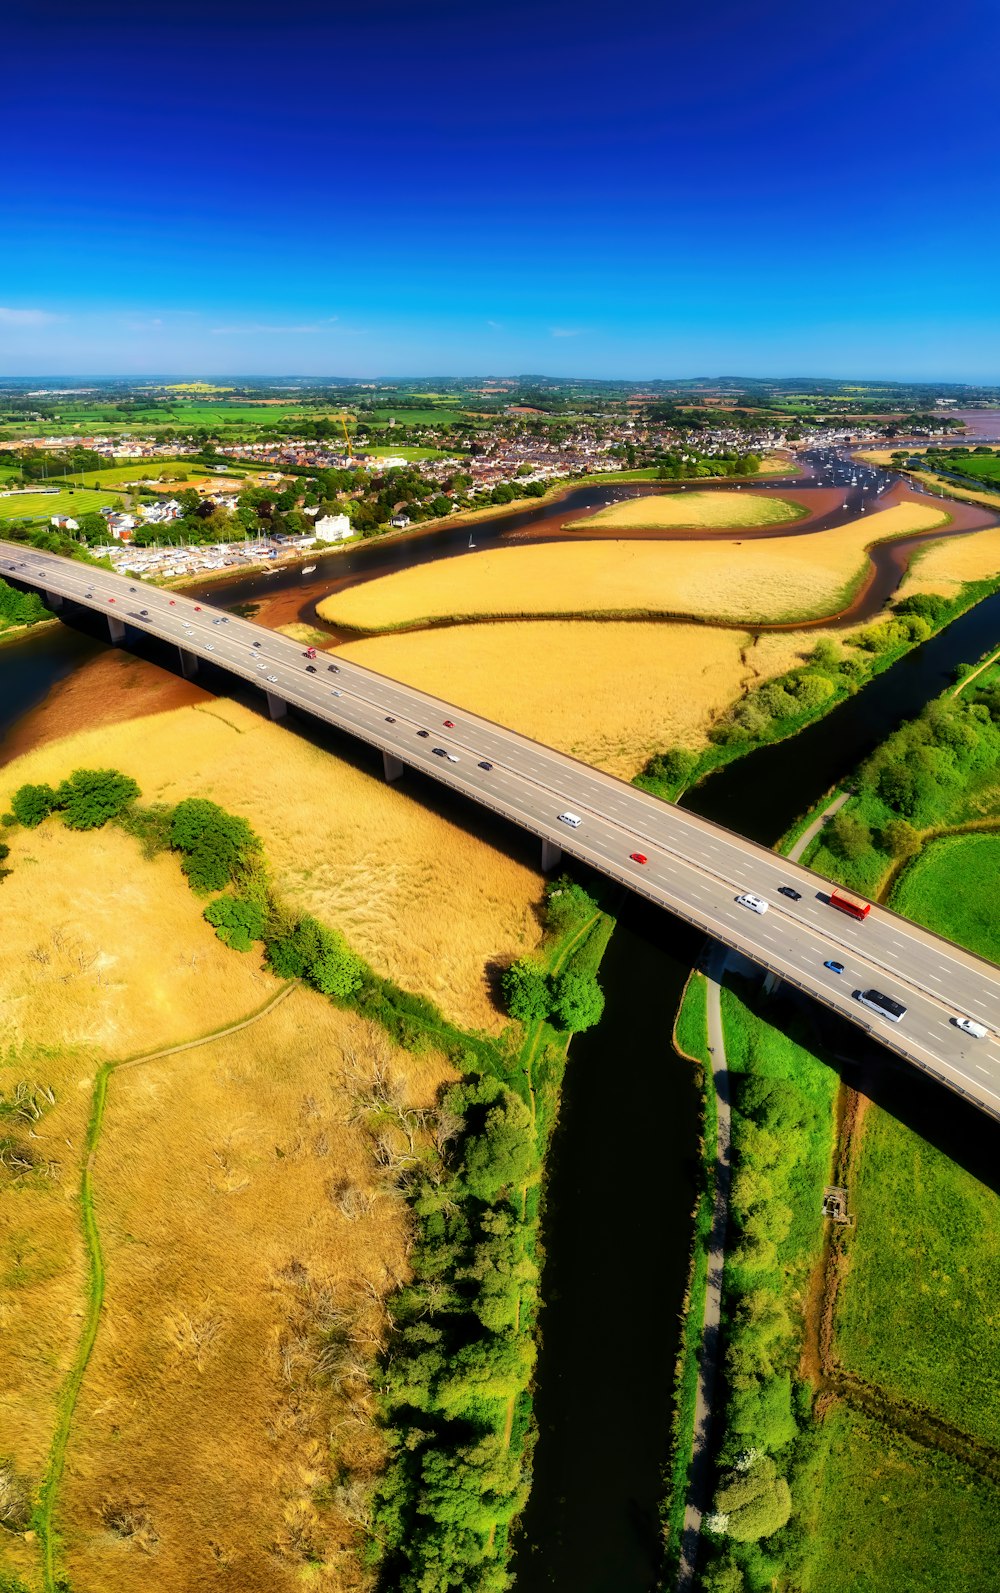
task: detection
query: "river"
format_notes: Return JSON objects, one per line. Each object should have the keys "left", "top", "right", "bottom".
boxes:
{"left": 2, "top": 446, "right": 999, "bottom": 1592}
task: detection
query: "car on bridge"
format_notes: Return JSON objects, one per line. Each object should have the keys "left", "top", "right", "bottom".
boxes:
{"left": 953, "top": 1016, "right": 989, "bottom": 1039}
{"left": 630, "top": 852, "right": 648, "bottom": 865}
{"left": 823, "top": 960, "right": 845, "bottom": 975}
{"left": 737, "top": 893, "right": 769, "bottom": 914}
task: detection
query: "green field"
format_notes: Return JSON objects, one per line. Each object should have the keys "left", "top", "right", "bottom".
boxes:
{"left": 58, "top": 461, "right": 197, "bottom": 489}
{"left": 805, "top": 1408, "right": 1000, "bottom": 1593}
{"left": 364, "top": 407, "right": 464, "bottom": 427}
{"left": 940, "top": 454, "right": 1000, "bottom": 483}
{"left": 0, "top": 487, "right": 115, "bottom": 523}
{"left": 366, "top": 445, "right": 453, "bottom": 462}
{"left": 833, "top": 1103, "right": 1000, "bottom": 1447}
{"left": 889, "top": 832, "right": 1000, "bottom": 963}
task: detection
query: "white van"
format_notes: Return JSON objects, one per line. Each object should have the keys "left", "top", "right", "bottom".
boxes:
{"left": 952, "top": 1016, "right": 989, "bottom": 1039}
{"left": 557, "top": 811, "right": 582, "bottom": 828}
{"left": 736, "top": 892, "right": 769, "bottom": 915}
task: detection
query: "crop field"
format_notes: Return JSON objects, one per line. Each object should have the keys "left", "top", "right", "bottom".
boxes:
{"left": 0, "top": 695, "right": 542, "bottom": 1032}
{"left": 364, "top": 407, "right": 463, "bottom": 427}
{"left": 805, "top": 1408, "right": 1000, "bottom": 1593}
{"left": 339, "top": 619, "right": 820, "bottom": 778}
{"left": 830, "top": 1101, "right": 1000, "bottom": 1449}
{"left": 902, "top": 523, "right": 1000, "bottom": 599}
{"left": 571, "top": 489, "right": 805, "bottom": 530}
{"left": 889, "top": 833, "right": 1000, "bottom": 963}
{"left": 0, "top": 486, "right": 115, "bottom": 522}
{"left": 0, "top": 813, "right": 452, "bottom": 1593}
{"left": 318, "top": 501, "right": 951, "bottom": 632}
{"left": 59, "top": 461, "right": 197, "bottom": 489}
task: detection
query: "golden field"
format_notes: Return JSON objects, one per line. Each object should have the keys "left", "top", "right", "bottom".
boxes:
{"left": 0, "top": 809, "right": 453, "bottom": 1592}
{"left": 56, "top": 989, "right": 453, "bottom": 1593}
{"left": 570, "top": 489, "right": 804, "bottom": 531}
{"left": 340, "top": 620, "right": 826, "bottom": 779}
{"left": 0, "top": 702, "right": 542, "bottom": 1033}
{"left": 319, "top": 502, "right": 951, "bottom": 632}
{"left": 901, "top": 523, "right": 1000, "bottom": 600}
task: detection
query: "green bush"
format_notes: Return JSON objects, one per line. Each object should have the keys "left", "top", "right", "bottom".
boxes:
{"left": 55, "top": 767, "right": 140, "bottom": 830}
{"left": 501, "top": 959, "right": 551, "bottom": 1022}
{"left": 204, "top": 894, "right": 266, "bottom": 952}
{"left": 170, "top": 796, "right": 261, "bottom": 892}
{"left": 550, "top": 969, "right": 604, "bottom": 1031}
{"left": 9, "top": 782, "right": 59, "bottom": 827}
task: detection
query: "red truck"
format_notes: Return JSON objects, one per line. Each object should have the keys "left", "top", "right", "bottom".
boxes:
{"left": 830, "top": 888, "right": 871, "bottom": 922}
{"left": 304, "top": 647, "right": 317, "bottom": 659}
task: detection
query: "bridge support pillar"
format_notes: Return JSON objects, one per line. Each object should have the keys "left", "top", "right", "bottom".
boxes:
{"left": 107, "top": 615, "right": 125, "bottom": 644}
{"left": 762, "top": 969, "right": 782, "bottom": 998}
{"left": 178, "top": 646, "right": 199, "bottom": 679}
{"left": 540, "top": 838, "right": 562, "bottom": 871}
{"left": 44, "top": 589, "right": 63, "bottom": 609}
{"left": 382, "top": 750, "right": 405, "bottom": 783}
{"left": 265, "top": 691, "right": 287, "bottom": 721}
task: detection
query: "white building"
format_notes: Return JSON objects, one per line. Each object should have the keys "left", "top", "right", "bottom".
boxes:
{"left": 314, "top": 513, "right": 352, "bottom": 541}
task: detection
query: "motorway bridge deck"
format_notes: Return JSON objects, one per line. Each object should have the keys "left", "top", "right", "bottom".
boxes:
{"left": 4, "top": 538, "right": 999, "bottom": 1121}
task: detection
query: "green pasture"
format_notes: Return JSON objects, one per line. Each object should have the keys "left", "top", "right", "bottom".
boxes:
{"left": 364, "top": 408, "right": 464, "bottom": 427}
{"left": 365, "top": 446, "right": 453, "bottom": 462}
{"left": 0, "top": 487, "right": 115, "bottom": 523}
{"left": 889, "top": 832, "right": 1000, "bottom": 963}
{"left": 806, "top": 1408, "right": 1000, "bottom": 1593}
{"left": 58, "top": 461, "right": 196, "bottom": 489}
{"left": 943, "top": 454, "right": 1000, "bottom": 483}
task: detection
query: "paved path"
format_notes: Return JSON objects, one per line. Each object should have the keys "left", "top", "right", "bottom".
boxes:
{"left": 787, "top": 790, "right": 851, "bottom": 863}
{"left": 676, "top": 943, "right": 733, "bottom": 1592}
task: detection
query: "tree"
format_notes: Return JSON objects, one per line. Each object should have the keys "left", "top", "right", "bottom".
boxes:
{"left": 502, "top": 960, "right": 551, "bottom": 1023}
{"left": 55, "top": 768, "right": 140, "bottom": 829}
{"left": 826, "top": 811, "right": 871, "bottom": 861}
{"left": 644, "top": 746, "right": 697, "bottom": 788}
{"left": 550, "top": 970, "right": 605, "bottom": 1032}
{"left": 204, "top": 894, "right": 265, "bottom": 952}
{"left": 170, "top": 797, "right": 261, "bottom": 892}
{"left": 714, "top": 1453, "right": 792, "bottom": 1543}
{"left": 882, "top": 818, "right": 921, "bottom": 860}
{"left": 458, "top": 1083, "right": 535, "bottom": 1202}
{"left": 9, "top": 782, "right": 59, "bottom": 828}
{"left": 294, "top": 914, "right": 364, "bottom": 999}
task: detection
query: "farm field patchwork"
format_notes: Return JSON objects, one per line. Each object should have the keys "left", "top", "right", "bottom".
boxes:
{"left": 319, "top": 501, "right": 951, "bottom": 631}
{"left": 570, "top": 488, "right": 805, "bottom": 530}
{"left": 339, "top": 618, "right": 822, "bottom": 778}
{"left": 0, "top": 696, "right": 542, "bottom": 1031}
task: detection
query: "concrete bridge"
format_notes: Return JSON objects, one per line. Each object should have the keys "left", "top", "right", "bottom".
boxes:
{"left": 4, "top": 539, "right": 999, "bottom": 1121}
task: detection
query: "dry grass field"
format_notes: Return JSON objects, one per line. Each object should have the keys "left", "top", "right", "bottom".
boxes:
{"left": 901, "top": 524, "right": 1000, "bottom": 599}
{"left": 319, "top": 502, "right": 951, "bottom": 632}
{"left": 339, "top": 620, "right": 824, "bottom": 779}
{"left": 0, "top": 704, "right": 541, "bottom": 1034}
{"left": 56, "top": 989, "right": 453, "bottom": 1593}
{"left": 0, "top": 809, "right": 454, "bottom": 1593}
{"left": 570, "top": 489, "right": 804, "bottom": 531}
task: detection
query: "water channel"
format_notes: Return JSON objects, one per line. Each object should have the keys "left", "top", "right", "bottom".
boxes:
{"left": 2, "top": 446, "right": 999, "bottom": 1591}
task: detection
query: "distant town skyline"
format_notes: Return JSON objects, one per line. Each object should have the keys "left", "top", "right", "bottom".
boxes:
{"left": 3, "top": 0, "right": 999, "bottom": 380}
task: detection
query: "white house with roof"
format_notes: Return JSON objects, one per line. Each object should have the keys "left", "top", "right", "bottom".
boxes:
{"left": 314, "top": 512, "right": 352, "bottom": 541}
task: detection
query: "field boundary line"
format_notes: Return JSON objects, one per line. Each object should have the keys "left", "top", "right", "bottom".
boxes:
{"left": 37, "top": 977, "right": 300, "bottom": 1592}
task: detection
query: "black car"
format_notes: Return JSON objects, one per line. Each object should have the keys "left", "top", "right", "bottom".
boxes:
{"left": 778, "top": 886, "right": 801, "bottom": 901}
{"left": 478, "top": 760, "right": 493, "bottom": 771}
{"left": 432, "top": 747, "right": 447, "bottom": 756}
{"left": 328, "top": 663, "right": 339, "bottom": 672}
{"left": 417, "top": 729, "right": 429, "bottom": 738}
{"left": 306, "top": 664, "right": 317, "bottom": 672}
{"left": 385, "top": 715, "right": 396, "bottom": 723}
{"left": 139, "top": 609, "right": 149, "bottom": 616}
{"left": 252, "top": 640, "right": 262, "bottom": 649}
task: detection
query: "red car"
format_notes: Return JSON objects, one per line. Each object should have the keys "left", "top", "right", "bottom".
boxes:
{"left": 630, "top": 852, "right": 648, "bottom": 865}
{"left": 169, "top": 599, "right": 176, "bottom": 604}
{"left": 443, "top": 719, "right": 455, "bottom": 728}
{"left": 108, "top": 596, "right": 116, "bottom": 603}
{"left": 194, "top": 605, "right": 202, "bottom": 611}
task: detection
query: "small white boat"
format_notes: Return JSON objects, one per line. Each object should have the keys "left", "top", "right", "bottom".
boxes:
{"left": 302, "top": 564, "right": 317, "bottom": 574}
{"left": 468, "top": 536, "right": 475, "bottom": 548}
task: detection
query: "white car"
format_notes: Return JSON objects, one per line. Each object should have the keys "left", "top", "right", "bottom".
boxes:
{"left": 952, "top": 1016, "right": 989, "bottom": 1039}
{"left": 205, "top": 643, "right": 215, "bottom": 651}
{"left": 446, "top": 752, "right": 459, "bottom": 763}
{"left": 736, "top": 892, "right": 769, "bottom": 915}
{"left": 558, "top": 811, "right": 582, "bottom": 828}
{"left": 267, "top": 674, "right": 279, "bottom": 683}
{"left": 331, "top": 689, "right": 342, "bottom": 697}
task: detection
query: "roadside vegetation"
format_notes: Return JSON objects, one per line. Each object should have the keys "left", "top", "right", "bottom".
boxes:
{"left": 0, "top": 579, "right": 51, "bottom": 637}
{"left": 317, "top": 502, "right": 949, "bottom": 634}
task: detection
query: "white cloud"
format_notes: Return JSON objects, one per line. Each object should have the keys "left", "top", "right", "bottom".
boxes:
{"left": 550, "top": 326, "right": 582, "bottom": 338}
{"left": 0, "top": 307, "right": 59, "bottom": 327}
{"left": 487, "top": 318, "right": 502, "bottom": 329}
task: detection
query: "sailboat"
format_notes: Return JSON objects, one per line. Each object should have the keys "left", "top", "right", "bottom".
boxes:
{"left": 468, "top": 534, "right": 475, "bottom": 548}
{"left": 302, "top": 563, "right": 317, "bottom": 574}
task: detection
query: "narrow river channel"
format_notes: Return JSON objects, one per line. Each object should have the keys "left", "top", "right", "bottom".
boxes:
{"left": 2, "top": 445, "right": 998, "bottom": 1593}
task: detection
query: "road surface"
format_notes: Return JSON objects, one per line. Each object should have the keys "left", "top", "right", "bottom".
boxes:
{"left": 4, "top": 540, "right": 999, "bottom": 1120}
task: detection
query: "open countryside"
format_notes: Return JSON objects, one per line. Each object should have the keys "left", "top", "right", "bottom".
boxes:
{"left": 4, "top": 2, "right": 1000, "bottom": 1590}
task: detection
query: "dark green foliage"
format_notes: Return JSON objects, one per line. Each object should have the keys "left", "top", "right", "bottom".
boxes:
{"left": 457, "top": 1079, "right": 535, "bottom": 1202}
{"left": 55, "top": 768, "right": 140, "bottom": 830}
{"left": 501, "top": 959, "right": 551, "bottom": 1022}
{"left": 825, "top": 811, "right": 871, "bottom": 860}
{"left": 0, "top": 577, "right": 50, "bottom": 631}
{"left": 293, "top": 913, "right": 364, "bottom": 999}
{"left": 9, "top": 782, "right": 59, "bottom": 827}
{"left": 204, "top": 894, "right": 266, "bottom": 952}
{"left": 541, "top": 876, "right": 598, "bottom": 937}
{"left": 549, "top": 969, "right": 605, "bottom": 1031}
{"left": 714, "top": 1454, "right": 792, "bottom": 1543}
{"left": 169, "top": 796, "right": 261, "bottom": 892}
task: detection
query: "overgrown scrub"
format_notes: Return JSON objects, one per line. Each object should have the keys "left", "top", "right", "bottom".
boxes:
{"left": 0, "top": 576, "right": 50, "bottom": 634}
{"left": 699, "top": 982, "right": 837, "bottom": 1592}
{"left": 803, "top": 655, "right": 1000, "bottom": 904}
{"left": 6, "top": 767, "right": 139, "bottom": 831}
{"left": 501, "top": 879, "right": 611, "bottom": 1032}
{"left": 638, "top": 588, "right": 995, "bottom": 800}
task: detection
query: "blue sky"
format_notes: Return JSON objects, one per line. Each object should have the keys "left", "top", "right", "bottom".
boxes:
{"left": 3, "top": 0, "right": 999, "bottom": 379}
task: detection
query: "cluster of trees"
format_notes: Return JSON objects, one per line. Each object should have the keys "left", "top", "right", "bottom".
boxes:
{"left": 0, "top": 578, "right": 50, "bottom": 631}
{"left": 702, "top": 1007, "right": 832, "bottom": 1590}
{"left": 6, "top": 768, "right": 139, "bottom": 831}
{"left": 655, "top": 450, "right": 762, "bottom": 481}
{"left": 502, "top": 878, "right": 607, "bottom": 1032}
{"left": 369, "top": 1068, "right": 541, "bottom": 1591}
